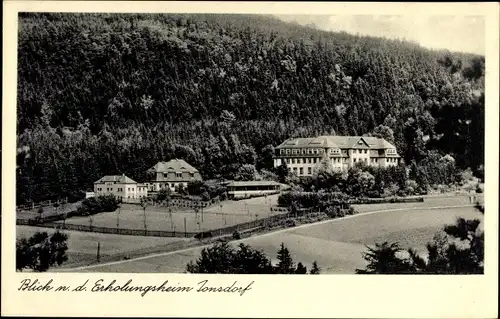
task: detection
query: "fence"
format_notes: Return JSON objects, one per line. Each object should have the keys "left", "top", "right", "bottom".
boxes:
{"left": 30, "top": 221, "right": 198, "bottom": 238}
{"left": 349, "top": 197, "right": 424, "bottom": 204}
{"left": 16, "top": 202, "right": 81, "bottom": 221}
{"left": 16, "top": 198, "right": 69, "bottom": 212}
{"left": 270, "top": 206, "right": 288, "bottom": 213}
{"left": 19, "top": 209, "right": 297, "bottom": 240}
{"left": 131, "top": 198, "right": 214, "bottom": 209}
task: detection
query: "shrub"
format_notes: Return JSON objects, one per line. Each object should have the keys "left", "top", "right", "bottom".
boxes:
{"left": 76, "top": 194, "right": 119, "bottom": 216}
{"left": 285, "top": 219, "right": 296, "bottom": 227}
{"left": 201, "top": 191, "right": 211, "bottom": 201}
{"left": 278, "top": 191, "right": 350, "bottom": 211}
{"left": 232, "top": 230, "right": 241, "bottom": 240}
{"left": 348, "top": 206, "right": 356, "bottom": 215}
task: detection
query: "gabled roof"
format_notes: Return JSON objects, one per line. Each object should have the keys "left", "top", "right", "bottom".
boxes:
{"left": 147, "top": 159, "right": 199, "bottom": 173}
{"left": 94, "top": 174, "right": 136, "bottom": 184}
{"left": 276, "top": 136, "right": 339, "bottom": 149}
{"left": 276, "top": 135, "right": 397, "bottom": 150}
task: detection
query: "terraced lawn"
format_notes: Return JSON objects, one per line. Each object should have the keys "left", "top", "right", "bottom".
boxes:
{"left": 69, "top": 202, "right": 482, "bottom": 274}
{"left": 54, "top": 194, "right": 282, "bottom": 233}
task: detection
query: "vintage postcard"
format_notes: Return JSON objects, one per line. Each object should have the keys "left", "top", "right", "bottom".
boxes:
{"left": 2, "top": 1, "right": 499, "bottom": 318}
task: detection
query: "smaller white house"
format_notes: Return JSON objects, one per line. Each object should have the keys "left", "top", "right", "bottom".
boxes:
{"left": 94, "top": 174, "right": 148, "bottom": 203}
{"left": 85, "top": 191, "right": 95, "bottom": 198}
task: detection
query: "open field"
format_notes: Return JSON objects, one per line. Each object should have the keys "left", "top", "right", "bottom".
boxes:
{"left": 67, "top": 200, "right": 483, "bottom": 274}
{"left": 16, "top": 225, "right": 191, "bottom": 268}
{"left": 55, "top": 194, "right": 282, "bottom": 233}
{"left": 352, "top": 194, "right": 483, "bottom": 213}
{"left": 17, "top": 201, "right": 81, "bottom": 220}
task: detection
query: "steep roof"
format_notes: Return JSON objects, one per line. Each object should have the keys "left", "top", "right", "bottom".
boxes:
{"left": 275, "top": 136, "right": 338, "bottom": 149}
{"left": 94, "top": 174, "right": 137, "bottom": 184}
{"left": 276, "top": 135, "right": 397, "bottom": 150}
{"left": 147, "top": 159, "right": 199, "bottom": 173}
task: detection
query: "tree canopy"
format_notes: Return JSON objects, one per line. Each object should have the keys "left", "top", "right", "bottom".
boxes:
{"left": 16, "top": 231, "right": 69, "bottom": 272}
{"left": 356, "top": 203, "right": 484, "bottom": 274}
{"left": 17, "top": 13, "right": 484, "bottom": 203}
{"left": 186, "top": 241, "right": 319, "bottom": 274}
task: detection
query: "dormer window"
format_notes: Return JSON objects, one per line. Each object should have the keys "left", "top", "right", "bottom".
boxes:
{"left": 286, "top": 149, "right": 290, "bottom": 154}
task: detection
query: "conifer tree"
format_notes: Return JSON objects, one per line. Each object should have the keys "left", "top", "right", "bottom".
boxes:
{"left": 275, "top": 243, "right": 295, "bottom": 274}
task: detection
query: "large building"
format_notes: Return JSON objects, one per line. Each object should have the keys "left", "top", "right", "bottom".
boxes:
{"left": 146, "top": 159, "right": 202, "bottom": 192}
{"left": 274, "top": 135, "right": 400, "bottom": 176}
{"left": 94, "top": 174, "right": 148, "bottom": 202}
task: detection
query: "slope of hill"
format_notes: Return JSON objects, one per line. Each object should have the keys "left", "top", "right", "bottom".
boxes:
{"left": 16, "top": 13, "right": 484, "bottom": 203}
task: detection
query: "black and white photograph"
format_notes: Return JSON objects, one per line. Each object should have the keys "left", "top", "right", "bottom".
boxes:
{"left": 13, "top": 11, "right": 488, "bottom": 275}
{"left": 3, "top": 1, "right": 499, "bottom": 318}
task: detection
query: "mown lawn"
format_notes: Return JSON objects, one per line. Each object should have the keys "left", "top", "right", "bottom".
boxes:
{"left": 77, "top": 203, "right": 483, "bottom": 274}
{"left": 16, "top": 225, "right": 190, "bottom": 268}
{"left": 56, "top": 195, "right": 283, "bottom": 233}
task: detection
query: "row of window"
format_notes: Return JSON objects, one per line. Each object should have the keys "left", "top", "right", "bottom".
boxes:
{"left": 280, "top": 148, "right": 325, "bottom": 155}
{"left": 284, "top": 157, "right": 396, "bottom": 165}
{"left": 285, "top": 158, "right": 320, "bottom": 164}
{"left": 354, "top": 149, "right": 369, "bottom": 154}
{"left": 158, "top": 172, "right": 195, "bottom": 178}
{"left": 280, "top": 148, "right": 396, "bottom": 156}
{"left": 284, "top": 157, "right": 396, "bottom": 167}
{"left": 96, "top": 187, "right": 147, "bottom": 192}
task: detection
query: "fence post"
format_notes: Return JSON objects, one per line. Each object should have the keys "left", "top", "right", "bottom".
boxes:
{"left": 96, "top": 241, "right": 101, "bottom": 263}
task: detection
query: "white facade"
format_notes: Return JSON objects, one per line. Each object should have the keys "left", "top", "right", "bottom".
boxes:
{"left": 274, "top": 136, "right": 400, "bottom": 176}
{"left": 94, "top": 174, "right": 148, "bottom": 203}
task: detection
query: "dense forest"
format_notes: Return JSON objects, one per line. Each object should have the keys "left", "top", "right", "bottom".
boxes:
{"left": 16, "top": 13, "right": 485, "bottom": 204}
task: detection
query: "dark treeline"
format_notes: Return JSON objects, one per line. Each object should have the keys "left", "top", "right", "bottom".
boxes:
{"left": 17, "top": 13, "right": 484, "bottom": 203}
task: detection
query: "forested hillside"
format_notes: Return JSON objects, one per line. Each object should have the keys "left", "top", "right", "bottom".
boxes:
{"left": 16, "top": 13, "right": 485, "bottom": 203}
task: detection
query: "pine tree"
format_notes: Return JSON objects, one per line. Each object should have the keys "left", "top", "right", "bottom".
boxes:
{"left": 275, "top": 243, "right": 295, "bottom": 274}
{"left": 309, "top": 261, "right": 321, "bottom": 274}
{"left": 295, "top": 262, "right": 307, "bottom": 274}
{"left": 16, "top": 231, "right": 69, "bottom": 272}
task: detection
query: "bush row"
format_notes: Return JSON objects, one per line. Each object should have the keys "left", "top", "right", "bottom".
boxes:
{"left": 75, "top": 195, "right": 120, "bottom": 216}
{"left": 278, "top": 191, "right": 351, "bottom": 211}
